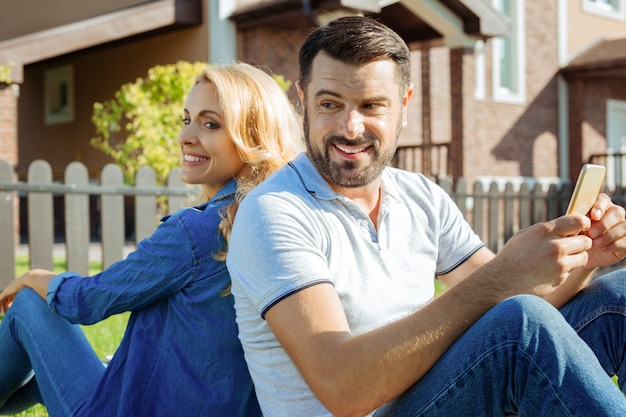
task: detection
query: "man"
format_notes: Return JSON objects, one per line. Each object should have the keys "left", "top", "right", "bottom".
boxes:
{"left": 227, "top": 16, "right": 626, "bottom": 417}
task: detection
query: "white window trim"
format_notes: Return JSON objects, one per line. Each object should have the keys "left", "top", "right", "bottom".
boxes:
{"left": 491, "top": 0, "right": 526, "bottom": 105}
{"left": 583, "top": 0, "right": 625, "bottom": 21}
{"left": 604, "top": 99, "right": 626, "bottom": 190}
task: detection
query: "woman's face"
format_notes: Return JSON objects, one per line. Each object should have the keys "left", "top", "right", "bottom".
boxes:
{"left": 178, "top": 81, "right": 245, "bottom": 196}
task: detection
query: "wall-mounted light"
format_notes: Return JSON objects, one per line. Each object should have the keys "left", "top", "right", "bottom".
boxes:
{"left": 44, "top": 65, "right": 74, "bottom": 125}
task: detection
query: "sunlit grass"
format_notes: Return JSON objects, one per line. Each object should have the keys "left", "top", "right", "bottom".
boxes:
{"left": 8, "top": 256, "right": 128, "bottom": 417}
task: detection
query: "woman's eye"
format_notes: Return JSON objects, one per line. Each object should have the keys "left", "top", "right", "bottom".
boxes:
{"left": 182, "top": 117, "right": 190, "bottom": 125}
{"left": 204, "top": 121, "right": 219, "bottom": 129}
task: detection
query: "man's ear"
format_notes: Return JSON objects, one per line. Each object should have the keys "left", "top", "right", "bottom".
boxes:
{"left": 401, "top": 82, "right": 414, "bottom": 127}
{"left": 296, "top": 80, "right": 305, "bottom": 108}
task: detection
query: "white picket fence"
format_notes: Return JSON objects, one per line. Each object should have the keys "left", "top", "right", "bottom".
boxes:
{"left": 4, "top": 158, "right": 626, "bottom": 290}
{"left": 0, "top": 159, "right": 189, "bottom": 288}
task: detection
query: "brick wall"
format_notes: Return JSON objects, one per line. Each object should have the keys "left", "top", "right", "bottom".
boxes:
{"left": 237, "top": 1, "right": 565, "bottom": 184}
{"left": 238, "top": 26, "right": 310, "bottom": 105}
{"left": 448, "top": 0, "right": 559, "bottom": 182}
{"left": 0, "top": 84, "right": 18, "bottom": 165}
{"left": 0, "top": 83, "right": 19, "bottom": 244}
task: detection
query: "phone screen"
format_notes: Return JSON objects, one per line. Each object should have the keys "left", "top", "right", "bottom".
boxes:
{"left": 566, "top": 164, "right": 606, "bottom": 216}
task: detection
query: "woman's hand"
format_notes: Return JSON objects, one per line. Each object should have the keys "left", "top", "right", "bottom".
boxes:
{"left": 0, "top": 269, "right": 56, "bottom": 313}
{"left": 0, "top": 275, "right": 26, "bottom": 313}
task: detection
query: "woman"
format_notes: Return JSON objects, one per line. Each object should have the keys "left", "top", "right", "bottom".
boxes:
{"left": 0, "top": 63, "right": 302, "bottom": 417}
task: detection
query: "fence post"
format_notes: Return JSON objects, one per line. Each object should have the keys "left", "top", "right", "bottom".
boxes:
{"left": 135, "top": 166, "right": 158, "bottom": 244}
{"left": 519, "top": 182, "right": 532, "bottom": 230}
{"left": 167, "top": 168, "right": 187, "bottom": 214}
{"left": 559, "top": 183, "right": 574, "bottom": 216}
{"left": 453, "top": 177, "right": 468, "bottom": 219}
{"left": 488, "top": 182, "right": 499, "bottom": 252}
{"left": 0, "top": 160, "right": 15, "bottom": 286}
{"left": 101, "top": 164, "right": 125, "bottom": 268}
{"left": 65, "top": 162, "right": 90, "bottom": 275}
{"left": 473, "top": 181, "right": 486, "bottom": 243}
{"left": 547, "top": 183, "right": 561, "bottom": 220}
{"left": 28, "top": 160, "right": 54, "bottom": 271}
{"left": 532, "top": 183, "right": 547, "bottom": 224}
{"left": 503, "top": 182, "right": 515, "bottom": 242}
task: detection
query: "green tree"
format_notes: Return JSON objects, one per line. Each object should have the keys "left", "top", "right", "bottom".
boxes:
{"left": 91, "top": 61, "right": 208, "bottom": 185}
{"left": 0, "top": 61, "right": 14, "bottom": 84}
{"left": 91, "top": 61, "right": 293, "bottom": 185}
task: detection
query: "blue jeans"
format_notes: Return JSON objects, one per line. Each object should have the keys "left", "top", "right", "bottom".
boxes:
{"left": 0, "top": 288, "right": 104, "bottom": 416}
{"left": 375, "top": 270, "right": 626, "bottom": 417}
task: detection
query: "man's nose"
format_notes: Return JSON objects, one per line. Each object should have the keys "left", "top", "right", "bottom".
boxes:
{"left": 339, "top": 109, "right": 365, "bottom": 140}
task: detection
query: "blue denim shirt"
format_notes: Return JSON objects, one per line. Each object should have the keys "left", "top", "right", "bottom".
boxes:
{"left": 47, "top": 180, "right": 261, "bottom": 417}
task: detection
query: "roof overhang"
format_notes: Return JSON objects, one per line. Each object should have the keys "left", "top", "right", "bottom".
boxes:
{"left": 561, "top": 38, "right": 626, "bottom": 80}
{"left": 230, "top": 0, "right": 508, "bottom": 48}
{"left": 0, "top": 0, "right": 202, "bottom": 83}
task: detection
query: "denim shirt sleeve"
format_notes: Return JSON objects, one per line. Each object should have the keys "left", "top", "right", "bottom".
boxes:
{"left": 46, "top": 181, "right": 235, "bottom": 325}
{"left": 47, "top": 211, "right": 202, "bottom": 324}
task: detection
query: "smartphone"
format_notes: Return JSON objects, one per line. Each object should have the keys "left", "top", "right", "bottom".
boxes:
{"left": 566, "top": 164, "right": 606, "bottom": 216}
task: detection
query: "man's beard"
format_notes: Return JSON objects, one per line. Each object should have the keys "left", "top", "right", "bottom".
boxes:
{"left": 303, "top": 112, "right": 400, "bottom": 188}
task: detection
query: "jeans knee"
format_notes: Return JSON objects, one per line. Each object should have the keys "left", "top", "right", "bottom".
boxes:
{"left": 7, "top": 289, "right": 49, "bottom": 320}
{"left": 488, "top": 295, "right": 572, "bottom": 344}
{"left": 495, "top": 295, "right": 560, "bottom": 325}
{"left": 589, "top": 270, "right": 626, "bottom": 304}
{"left": 488, "top": 296, "right": 586, "bottom": 367}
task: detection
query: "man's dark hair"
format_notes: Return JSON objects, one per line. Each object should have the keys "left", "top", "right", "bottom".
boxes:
{"left": 298, "top": 16, "right": 411, "bottom": 93}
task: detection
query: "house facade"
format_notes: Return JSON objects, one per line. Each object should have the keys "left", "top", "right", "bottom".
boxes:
{"left": 1, "top": 0, "right": 626, "bottom": 189}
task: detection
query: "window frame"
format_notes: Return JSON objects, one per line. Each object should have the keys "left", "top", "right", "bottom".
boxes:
{"left": 491, "top": 0, "right": 526, "bottom": 105}
{"left": 583, "top": 0, "right": 625, "bottom": 21}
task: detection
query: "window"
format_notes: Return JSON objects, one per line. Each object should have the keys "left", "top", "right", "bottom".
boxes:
{"left": 605, "top": 99, "right": 626, "bottom": 191}
{"left": 44, "top": 65, "right": 74, "bottom": 125}
{"left": 491, "top": 0, "right": 526, "bottom": 104}
{"left": 583, "top": 0, "right": 625, "bottom": 20}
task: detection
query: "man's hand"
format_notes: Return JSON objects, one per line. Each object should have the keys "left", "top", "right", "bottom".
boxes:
{"left": 491, "top": 213, "right": 593, "bottom": 298}
{"left": 582, "top": 193, "right": 626, "bottom": 270}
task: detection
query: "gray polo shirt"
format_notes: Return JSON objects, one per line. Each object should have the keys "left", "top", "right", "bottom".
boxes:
{"left": 227, "top": 153, "right": 484, "bottom": 417}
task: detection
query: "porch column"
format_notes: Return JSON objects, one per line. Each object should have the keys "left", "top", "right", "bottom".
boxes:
{"left": 208, "top": 0, "right": 237, "bottom": 64}
{"left": 0, "top": 82, "right": 19, "bottom": 246}
{"left": 567, "top": 79, "right": 584, "bottom": 184}
{"left": 449, "top": 46, "right": 475, "bottom": 180}
{"left": 420, "top": 47, "right": 432, "bottom": 176}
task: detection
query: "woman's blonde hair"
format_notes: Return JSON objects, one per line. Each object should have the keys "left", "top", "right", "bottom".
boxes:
{"left": 191, "top": 62, "right": 303, "bottom": 259}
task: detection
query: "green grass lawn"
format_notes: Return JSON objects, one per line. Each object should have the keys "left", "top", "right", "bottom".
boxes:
{"left": 7, "top": 256, "right": 128, "bottom": 417}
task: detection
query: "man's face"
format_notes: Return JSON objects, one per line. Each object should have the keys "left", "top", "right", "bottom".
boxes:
{"left": 297, "top": 52, "right": 412, "bottom": 190}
